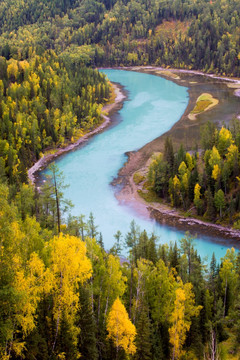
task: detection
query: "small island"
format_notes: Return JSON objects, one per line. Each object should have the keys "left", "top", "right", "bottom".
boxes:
{"left": 188, "top": 93, "right": 219, "bottom": 120}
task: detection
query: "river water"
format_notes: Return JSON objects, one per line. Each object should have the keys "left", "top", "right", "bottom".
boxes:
{"left": 42, "top": 69, "right": 237, "bottom": 262}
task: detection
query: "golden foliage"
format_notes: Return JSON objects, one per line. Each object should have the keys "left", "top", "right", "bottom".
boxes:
{"left": 107, "top": 297, "right": 136, "bottom": 355}
{"left": 169, "top": 282, "right": 202, "bottom": 360}
{"left": 212, "top": 164, "right": 221, "bottom": 180}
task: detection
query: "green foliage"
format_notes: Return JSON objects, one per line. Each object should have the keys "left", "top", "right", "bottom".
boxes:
{"left": 0, "top": 51, "right": 110, "bottom": 184}
{"left": 191, "top": 100, "right": 212, "bottom": 114}
{"left": 133, "top": 172, "right": 145, "bottom": 185}
{"left": 0, "top": 0, "right": 240, "bottom": 75}
{"left": 1, "top": 179, "right": 240, "bottom": 360}
{"left": 0, "top": 4, "right": 240, "bottom": 356}
{"left": 134, "top": 307, "right": 152, "bottom": 360}
{"left": 214, "top": 189, "right": 225, "bottom": 219}
{"left": 77, "top": 286, "right": 98, "bottom": 360}
{"left": 147, "top": 126, "right": 240, "bottom": 225}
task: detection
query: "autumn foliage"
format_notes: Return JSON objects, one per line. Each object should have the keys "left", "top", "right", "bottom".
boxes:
{"left": 107, "top": 297, "right": 136, "bottom": 356}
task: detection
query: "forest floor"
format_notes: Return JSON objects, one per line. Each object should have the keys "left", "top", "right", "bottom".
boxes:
{"left": 113, "top": 66, "right": 240, "bottom": 243}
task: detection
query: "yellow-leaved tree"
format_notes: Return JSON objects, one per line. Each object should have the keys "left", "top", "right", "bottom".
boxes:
{"left": 48, "top": 233, "right": 92, "bottom": 354}
{"left": 107, "top": 297, "right": 136, "bottom": 358}
{"left": 169, "top": 282, "right": 202, "bottom": 360}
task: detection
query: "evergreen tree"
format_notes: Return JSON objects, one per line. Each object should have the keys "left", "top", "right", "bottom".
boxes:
{"left": 204, "top": 187, "right": 215, "bottom": 221}
{"left": 77, "top": 286, "right": 98, "bottom": 360}
{"left": 163, "top": 137, "right": 174, "bottom": 176}
{"left": 147, "top": 233, "right": 158, "bottom": 264}
{"left": 169, "top": 242, "right": 180, "bottom": 272}
{"left": 134, "top": 307, "right": 152, "bottom": 360}
{"left": 98, "top": 232, "right": 104, "bottom": 249}
{"left": 47, "top": 162, "right": 72, "bottom": 234}
{"left": 88, "top": 212, "right": 99, "bottom": 238}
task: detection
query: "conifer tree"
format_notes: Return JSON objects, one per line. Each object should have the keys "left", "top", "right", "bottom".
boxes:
{"left": 169, "top": 242, "right": 180, "bottom": 272}
{"left": 98, "top": 232, "right": 104, "bottom": 249}
{"left": 88, "top": 212, "right": 99, "bottom": 239}
{"left": 163, "top": 137, "right": 174, "bottom": 175}
{"left": 47, "top": 162, "right": 72, "bottom": 234}
{"left": 147, "top": 233, "right": 158, "bottom": 264}
{"left": 134, "top": 306, "right": 152, "bottom": 360}
{"left": 77, "top": 286, "right": 98, "bottom": 360}
{"left": 204, "top": 188, "right": 215, "bottom": 221}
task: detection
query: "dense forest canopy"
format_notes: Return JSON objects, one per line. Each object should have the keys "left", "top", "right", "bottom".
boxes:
{"left": 0, "top": 0, "right": 240, "bottom": 75}
{"left": 145, "top": 124, "right": 240, "bottom": 229}
{"left": 0, "top": 0, "right": 240, "bottom": 359}
{"left": 1, "top": 176, "right": 240, "bottom": 359}
{"left": 0, "top": 51, "right": 110, "bottom": 184}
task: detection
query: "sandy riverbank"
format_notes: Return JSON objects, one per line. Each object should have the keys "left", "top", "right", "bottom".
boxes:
{"left": 124, "top": 66, "right": 240, "bottom": 84}
{"left": 28, "top": 83, "right": 126, "bottom": 184}
{"left": 114, "top": 66, "right": 240, "bottom": 242}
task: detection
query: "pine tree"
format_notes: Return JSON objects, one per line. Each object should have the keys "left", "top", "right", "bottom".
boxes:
{"left": 204, "top": 187, "right": 215, "bottom": 221}
{"left": 98, "top": 232, "right": 104, "bottom": 249}
{"left": 134, "top": 307, "right": 152, "bottom": 360}
{"left": 88, "top": 212, "right": 99, "bottom": 238}
{"left": 46, "top": 162, "right": 72, "bottom": 234}
{"left": 169, "top": 242, "right": 180, "bottom": 272}
{"left": 147, "top": 233, "right": 157, "bottom": 264}
{"left": 163, "top": 136, "right": 174, "bottom": 176}
{"left": 77, "top": 286, "right": 98, "bottom": 360}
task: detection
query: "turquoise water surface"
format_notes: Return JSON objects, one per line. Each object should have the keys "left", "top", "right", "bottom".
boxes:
{"left": 43, "top": 70, "right": 236, "bottom": 262}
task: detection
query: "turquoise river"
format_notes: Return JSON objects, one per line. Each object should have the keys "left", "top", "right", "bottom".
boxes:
{"left": 42, "top": 69, "right": 238, "bottom": 262}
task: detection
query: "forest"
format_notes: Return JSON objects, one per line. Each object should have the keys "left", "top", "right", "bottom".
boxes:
{"left": 146, "top": 123, "right": 240, "bottom": 229}
{"left": 1, "top": 169, "right": 240, "bottom": 359}
{"left": 0, "top": 0, "right": 240, "bottom": 359}
{"left": 0, "top": 51, "right": 110, "bottom": 185}
{"left": 0, "top": 0, "right": 240, "bottom": 76}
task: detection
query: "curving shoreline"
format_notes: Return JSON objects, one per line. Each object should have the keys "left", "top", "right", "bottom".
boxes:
{"left": 28, "top": 83, "right": 126, "bottom": 184}
{"left": 114, "top": 66, "right": 240, "bottom": 243}
{"left": 28, "top": 66, "right": 240, "bottom": 244}
{"left": 115, "top": 157, "right": 240, "bottom": 242}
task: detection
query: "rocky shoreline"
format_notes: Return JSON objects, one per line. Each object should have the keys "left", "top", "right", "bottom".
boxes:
{"left": 116, "top": 158, "right": 240, "bottom": 244}
{"left": 28, "top": 83, "right": 126, "bottom": 184}
{"left": 28, "top": 66, "right": 240, "bottom": 244}
{"left": 114, "top": 66, "right": 240, "bottom": 244}
{"left": 148, "top": 206, "right": 240, "bottom": 242}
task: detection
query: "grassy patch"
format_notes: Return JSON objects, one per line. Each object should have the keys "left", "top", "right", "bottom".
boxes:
{"left": 190, "top": 93, "right": 218, "bottom": 115}
{"left": 183, "top": 210, "right": 192, "bottom": 218}
{"left": 137, "top": 189, "right": 162, "bottom": 203}
{"left": 133, "top": 172, "right": 145, "bottom": 185}
{"left": 198, "top": 93, "right": 212, "bottom": 101}
{"left": 191, "top": 100, "right": 212, "bottom": 114}
{"left": 233, "top": 219, "right": 240, "bottom": 230}
{"left": 142, "top": 180, "right": 151, "bottom": 190}
{"left": 155, "top": 20, "right": 191, "bottom": 40}
{"left": 155, "top": 70, "right": 180, "bottom": 80}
